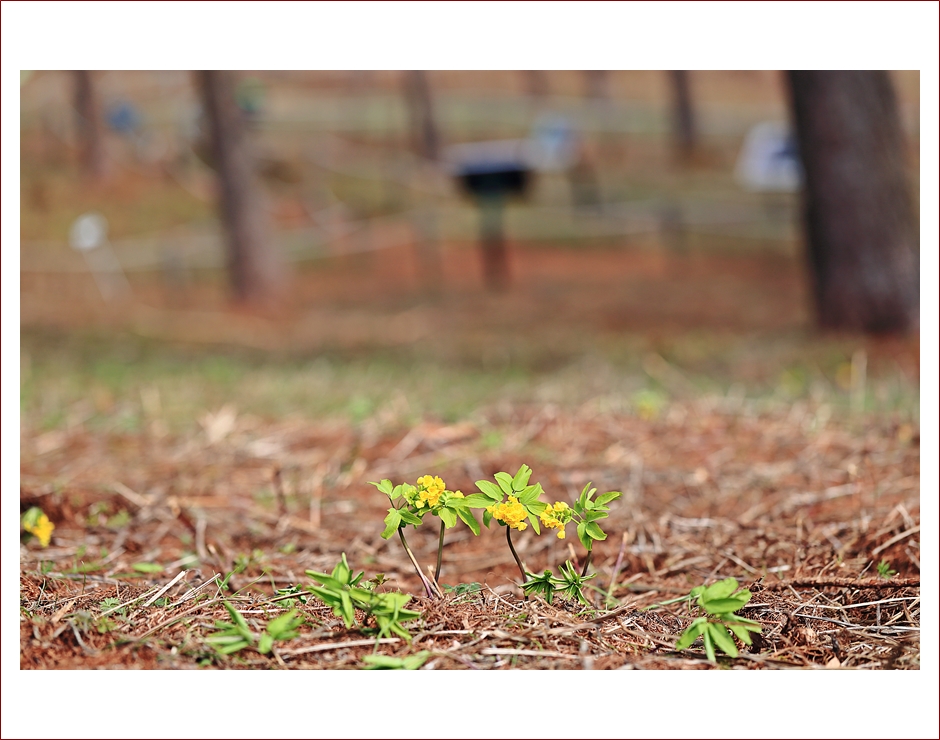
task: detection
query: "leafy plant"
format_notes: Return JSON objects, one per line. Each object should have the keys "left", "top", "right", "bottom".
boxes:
{"left": 570, "top": 483, "right": 621, "bottom": 576}
{"left": 306, "top": 554, "right": 421, "bottom": 640}
{"left": 205, "top": 601, "right": 304, "bottom": 656}
{"left": 674, "top": 578, "right": 762, "bottom": 662}
{"left": 876, "top": 559, "right": 896, "bottom": 579}
{"left": 370, "top": 475, "right": 477, "bottom": 597}
{"left": 522, "top": 562, "right": 596, "bottom": 606}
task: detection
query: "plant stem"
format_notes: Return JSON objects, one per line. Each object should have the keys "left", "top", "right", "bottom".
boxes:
{"left": 398, "top": 528, "right": 435, "bottom": 599}
{"left": 506, "top": 527, "right": 527, "bottom": 585}
{"left": 580, "top": 549, "right": 593, "bottom": 578}
{"left": 434, "top": 520, "right": 445, "bottom": 583}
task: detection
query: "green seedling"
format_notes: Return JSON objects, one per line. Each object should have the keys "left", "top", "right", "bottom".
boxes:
{"left": 306, "top": 554, "right": 421, "bottom": 640}
{"left": 205, "top": 601, "right": 304, "bottom": 656}
{"left": 876, "top": 559, "right": 896, "bottom": 579}
{"left": 674, "top": 577, "right": 763, "bottom": 662}
{"left": 522, "top": 561, "right": 596, "bottom": 606}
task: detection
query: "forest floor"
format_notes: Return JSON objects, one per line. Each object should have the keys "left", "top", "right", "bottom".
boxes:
{"left": 18, "top": 236, "right": 921, "bottom": 671}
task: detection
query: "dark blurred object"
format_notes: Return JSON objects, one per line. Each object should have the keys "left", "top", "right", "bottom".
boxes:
{"left": 196, "top": 70, "right": 285, "bottom": 309}
{"left": 73, "top": 70, "right": 108, "bottom": 180}
{"left": 449, "top": 140, "right": 534, "bottom": 290}
{"left": 668, "top": 70, "right": 697, "bottom": 162}
{"left": 787, "top": 71, "right": 918, "bottom": 334}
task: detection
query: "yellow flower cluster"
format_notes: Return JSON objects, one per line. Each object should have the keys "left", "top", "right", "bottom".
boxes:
{"left": 539, "top": 501, "right": 570, "bottom": 539}
{"left": 24, "top": 512, "right": 54, "bottom": 547}
{"left": 488, "top": 495, "right": 528, "bottom": 531}
{"left": 416, "top": 475, "right": 446, "bottom": 508}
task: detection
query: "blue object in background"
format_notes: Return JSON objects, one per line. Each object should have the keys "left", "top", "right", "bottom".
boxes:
{"left": 107, "top": 100, "right": 141, "bottom": 135}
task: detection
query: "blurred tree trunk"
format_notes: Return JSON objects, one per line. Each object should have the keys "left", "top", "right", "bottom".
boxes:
{"left": 584, "top": 70, "right": 610, "bottom": 100}
{"left": 668, "top": 70, "right": 697, "bottom": 160}
{"left": 524, "top": 70, "right": 550, "bottom": 98}
{"left": 786, "top": 71, "right": 918, "bottom": 333}
{"left": 403, "top": 70, "right": 439, "bottom": 161}
{"left": 402, "top": 70, "right": 443, "bottom": 287}
{"left": 73, "top": 70, "right": 108, "bottom": 180}
{"left": 196, "top": 70, "right": 285, "bottom": 308}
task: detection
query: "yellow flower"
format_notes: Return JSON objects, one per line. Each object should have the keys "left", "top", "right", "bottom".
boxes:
{"left": 23, "top": 511, "right": 54, "bottom": 547}
{"left": 416, "top": 475, "right": 446, "bottom": 507}
{"left": 539, "top": 501, "right": 570, "bottom": 537}
{"left": 491, "top": 495, "right": 528, "bottom": 531}
{"left": 452, "top": 490, "right": 464, "bottom": 498}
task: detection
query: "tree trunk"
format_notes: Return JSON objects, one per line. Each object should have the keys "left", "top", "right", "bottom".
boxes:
{"left": 786, "top": 71, "right": 918, "bottom": 333}
{"left": 196, "top": 70, "right": 284, "bottom": 308}
{"left": 402, "top": 70, "right": 439, "bottom": 162}
{"left": 668, "top": 70, "right": 697, "bottom": 160}
{"left": 73, "top": 70, "right": 108, "bottom": 180}
{"left": 402, "top": 70, "right": 443, "bottom": 287}
{"left": 584, "top": 70, "right": 610, "bottom": 101}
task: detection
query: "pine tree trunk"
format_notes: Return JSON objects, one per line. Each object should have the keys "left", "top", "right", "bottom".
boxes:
{"left": 402, "top": 70, "right": 443, "bottom": 286}
{"left": 668, "top": 70, "right": 697, "bottom": 160}
{"left": 196, "top": 70, "right": 284, "bottom": 308}
{"left": 73, "top": 70, "right": 108, "bottom": 180}
{"left": 786, "top": 71, "right": 918, "bottom": 333}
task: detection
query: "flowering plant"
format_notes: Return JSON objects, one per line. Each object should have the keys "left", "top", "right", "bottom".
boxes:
{"left": 373, "top": 464, "right": 621, "bottom": 605}
{"left": 371, "top": 475, "right": 479, "bottom": 598}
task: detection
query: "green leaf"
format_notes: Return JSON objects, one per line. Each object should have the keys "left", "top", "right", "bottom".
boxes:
{"left": 369, "top": 479, "right": 394, "bottom": 496}
{"left": 595, "top": 491, "right": 622, "bottom": 507}
{"left": 675, "top": 617, "right": 707, "bottom": 650}
{"left": 339, "top": 591, "right": 356, "bottom": 627}
{"left": 362, "top": 651, "right": 430, "bottom": 670}
{"left": 527, "top": 512, "right": 541, "bottom": 535}
{"left": 577, "top": 521, "right": 591, "bottom": 552}
{"left": 463, "top": 493, "right": 497, "bottom": 508}
{"left": 398, "top": 509, "right": 423, "bottom": 526}
{"left": 224, "top": 602, "right": 250, "bottom": 631}
{"left": 381, "top": 509, "right": 402, "bottom": 539}
{"left": 702, "top": 624, "right": 716, "bottom": 662}
{"left": 708, "top": 623, "right": 738, "bottom": 658}
{"left": 439, "top": 507, "right": 457, "bottom": 529}
{"left": 457, "top": 507, "right": 481, "bottom": 536}
{"left": 267, "top": 610, "right": 302, "bottom": 639}
{"left": 701, "top": 596, "right": 750, "bottom": 616}
{"left": 132, "top": 562, "right": 163, "bottom": 573}
{"left": 511, "top": 464, "right": 532, "bottom": 492}
{"left": 518, "top": 485, "right": 540, "bottom": 505}
{"left": 482, "top": 510, "right": 493, "bottom": 528}
{"left": 474, "top": 480, "right": 504, "bottom": 500}
{"left": 525, "top": 499, "right": 548, "bottom": 515}
{"left": 701, "top": 577, "right": 739, "bottom": 602}
{"left": 727, "top": 623, "right": 755, "bottom": 646}
{"left": 585, "top": 521, "right": 607, "bottom": 541}
{"left": 257, "top": 633, "right": 274, "bottom": 654}
{"left": 493, "top": 472, "right": 514, "bottom": 495}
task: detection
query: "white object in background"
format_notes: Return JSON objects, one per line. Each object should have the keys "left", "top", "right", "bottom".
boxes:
{"left": 529, "top": 114, "right": 579, "bottom": 171}
{"left": 69, "top": 212, "right": 132, "bottom": 300}
{"left": 735, "top": 121, "right": 802, "bottom": 192}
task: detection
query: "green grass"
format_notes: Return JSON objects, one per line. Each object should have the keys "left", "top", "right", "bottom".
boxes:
{"left": 20, "top": 328, "right": 919, "bottom": 439}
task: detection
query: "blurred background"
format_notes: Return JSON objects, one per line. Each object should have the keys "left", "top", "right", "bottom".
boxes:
{"left": 19, "top": 70, "right": 921, "bottom": 434}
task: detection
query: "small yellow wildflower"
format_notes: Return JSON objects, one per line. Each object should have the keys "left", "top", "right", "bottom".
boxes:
{"left": 491, "top": 495, "right": 528, "bottom": 531}
{"left": 416, "top": 475, "right": 446, "bottom": 507}
{"left": 539, "top": 501, "right": 571, "bottom": 539}
{"left": 22, "top": 510, "right": 54, "bottom": 547}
